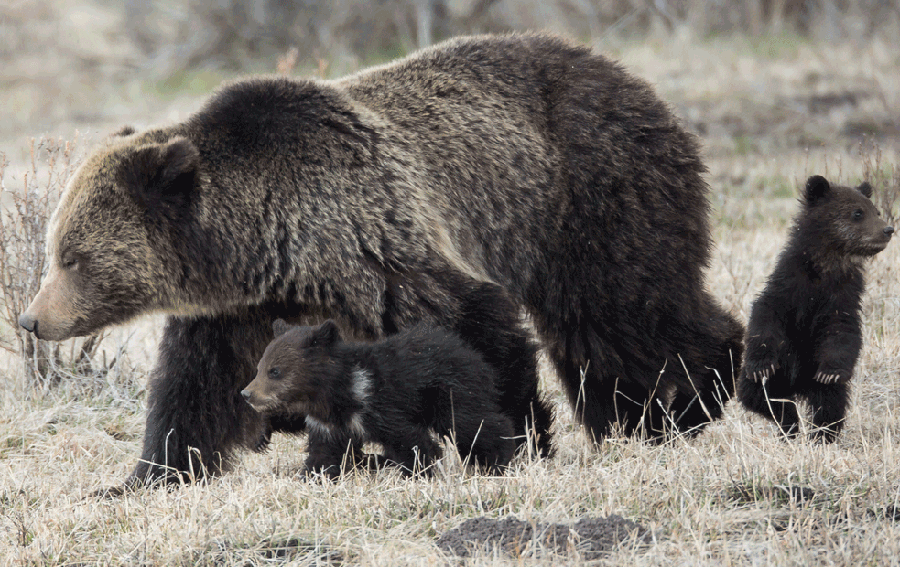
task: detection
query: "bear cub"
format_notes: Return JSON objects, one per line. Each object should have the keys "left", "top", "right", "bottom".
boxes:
{"left": 739, "top": 175, "right": 893, "bottom": 441}
{"left": 242, "top": 320, "right": 517, "bottom": 476}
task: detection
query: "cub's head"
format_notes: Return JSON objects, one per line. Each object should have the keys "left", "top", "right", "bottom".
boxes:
{"left": 18, "top": 134, "right": 201, "bottom": 341}
{"left": 242, "top": 320, "right": 343, "bottom": 416}
{"left": 801, "top": 175, "right": 894, "bottom": 261}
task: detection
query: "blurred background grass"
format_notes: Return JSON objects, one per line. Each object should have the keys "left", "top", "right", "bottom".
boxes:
{"left": 2, "top": 0, "right": 899, "bottom": 158}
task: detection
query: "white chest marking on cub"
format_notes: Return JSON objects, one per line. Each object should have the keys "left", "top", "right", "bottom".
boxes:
{"left": 305, "top": 407, "right": 367, "bottom": 441}
{"left": 351, "top": 368, "right": 372, "bottom": 405}
{"left": 305, "top": 416, "right": 334, "bottom": 441}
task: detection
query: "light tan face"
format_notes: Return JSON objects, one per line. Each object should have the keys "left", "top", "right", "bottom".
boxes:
{"left": 19, "top": 261, "right": 83, "bottom": 341}
{"left": 19, "top": 137, "right": 198, "bottom": 341}
{"left": 18, "top": 157, "right": 155, "bottom": 340}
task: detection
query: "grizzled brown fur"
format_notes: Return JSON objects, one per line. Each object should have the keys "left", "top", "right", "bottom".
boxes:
{"left": 20, "top": 32, "right": 741, "bottom": 488}
{"left": 739, "top": 176, "right": 893, "bottom": 442}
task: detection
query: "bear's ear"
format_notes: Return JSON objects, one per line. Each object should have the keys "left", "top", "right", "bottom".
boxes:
{"left": 858, "top": 181, "right": 873, "bottom": 199}
{"left": 272, "top": 319, "right": 292, "bottom": 338}
{"left": 123, "top": 137, "right": 199, "bottom": 212}
{"left": 109, "top": 125, "right": 137, "bottom": 138}
{"left": 310, "top": 320, "right": 341, "bottom": 347}
{"left": 804, "top": 175, "right": 830, "bottom": 206}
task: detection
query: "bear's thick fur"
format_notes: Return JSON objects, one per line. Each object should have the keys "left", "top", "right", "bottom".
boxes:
{"left": 739, "top": 176, "right": 893, "bottom": 442}
{"left": 19, "top": 33, "right": 742, "bottom": 488}
{"left": 242, "top": 320, "right": 516, "bottom": 476}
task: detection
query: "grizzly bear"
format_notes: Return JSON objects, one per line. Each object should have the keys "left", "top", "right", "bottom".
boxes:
{"left": 739, "top": 175, "right": 893, "bottom": 442}
{"left": 242, "top": 320, "right": 516, "bottom": 476}
{"left": 18, "top": 32, "right": 742, "bottom": 490}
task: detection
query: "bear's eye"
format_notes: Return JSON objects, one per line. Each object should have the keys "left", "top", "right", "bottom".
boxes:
{"left": 268, "top": 367, "right": 281, "bottom": 380}
{"left": 852, "top": 209, "right": 864, "bottom": 221}
{"left": 61, "top": 257, "right": 79, "bottom": 270}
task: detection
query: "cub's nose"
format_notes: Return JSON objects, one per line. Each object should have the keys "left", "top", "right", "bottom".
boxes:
{"left": 885, "top": 226, "right": 894, "bottom": 237}
{"left": 240, "top": 389, "right": 251, "bottom": 400}
{"left": 18, "top": 314, "right": 37, "bottom": 336}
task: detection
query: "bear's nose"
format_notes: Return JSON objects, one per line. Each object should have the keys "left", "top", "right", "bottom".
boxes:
{"left": 240, "top": 389, "right": 251, "bottom": 400}
{"left": 885, "top": 226, "right": 894, "bottom": 236}
{"left": 18, "top": 314, "right": 37, "bottom": 336}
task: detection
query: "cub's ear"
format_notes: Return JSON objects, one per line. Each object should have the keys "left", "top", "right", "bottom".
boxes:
{"left": 804, "top": 175, "right": 830, "bottom": 206}
{"left": 272, "top": 319, "right": 292, "bottom": 338}
{"left": 858, "top": 181, "right": 873, "bottom": 199}
{"left": 310, "top": 320, "right": 341, "bottom": 347}
{"left": 109, "top": 125, "right": 137, "bottom": 138}
{"left": 123, "top": 137, "right": 199, "bottom": 212}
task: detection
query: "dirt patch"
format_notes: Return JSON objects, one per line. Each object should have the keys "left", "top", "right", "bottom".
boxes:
{"left": 436, "top": 515, "right": 650, "bottom": 559}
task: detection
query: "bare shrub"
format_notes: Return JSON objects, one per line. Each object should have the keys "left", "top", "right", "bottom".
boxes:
{"left": 0, "top": 136, "right": 107, "bottom": 390}
{"left": 859, "top": 139, "right": 900, "bottom": 225}
{"left": 125, "top": 0, "right": 900, "bottom": 75}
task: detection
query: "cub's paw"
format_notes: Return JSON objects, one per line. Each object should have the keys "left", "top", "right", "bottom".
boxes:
{"left": 813, "top": 368, "right": 851, "bottom": 385}
{"left": 742, "top": 360, "right": 780, "bottom": 383}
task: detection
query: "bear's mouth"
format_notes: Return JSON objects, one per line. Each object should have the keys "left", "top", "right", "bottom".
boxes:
{"left": 865, "top": 238, "right": 891, "bottom": 255}
{"left": 246, "top": 399, "right": 281, "bottom": 414}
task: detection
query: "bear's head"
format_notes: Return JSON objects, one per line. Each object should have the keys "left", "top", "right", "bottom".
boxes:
{"left": 18, "top": 135, "right": 201, "bottom": 341}
{"left": 242, "top": 320, "right": 343, "bottom": 417}
{"left": 800, "top": 175, "right": 894, "bottom": 264}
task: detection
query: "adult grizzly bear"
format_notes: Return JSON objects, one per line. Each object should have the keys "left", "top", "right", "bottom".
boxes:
{"left": 739, "top": 176, "right": 893, "bottom": 441}
{"left": 243, "top": 320, "right": 516, "bottom": 476}
{"left": 19, "top": 33, "right": 742, "bottom": 489}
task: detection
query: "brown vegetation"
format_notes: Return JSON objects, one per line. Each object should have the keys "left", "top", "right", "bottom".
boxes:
{"left": 1, "top": 2, "right": 899, "bottom": 564}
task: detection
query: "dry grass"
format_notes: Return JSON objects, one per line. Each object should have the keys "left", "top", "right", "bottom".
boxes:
{"left": 2, "top": 31, "right": 900, "bottom": 566}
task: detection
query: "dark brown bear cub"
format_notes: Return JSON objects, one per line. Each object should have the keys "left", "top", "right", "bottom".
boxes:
{"left": 242, "top": 320, "right": 516, "bottom": 477}
{"left": 739, "top": 175, "right": 893, "bottom": 442}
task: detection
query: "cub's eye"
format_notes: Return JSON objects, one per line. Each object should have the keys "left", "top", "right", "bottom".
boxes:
{"left": 268, "top": 367, "right": 281, "bottom": 380}
{"left": 61, "top": 257, "right": 79, "bottom": 270}
{"left": 852, "top": 209, "right": 864, "bottom": 221}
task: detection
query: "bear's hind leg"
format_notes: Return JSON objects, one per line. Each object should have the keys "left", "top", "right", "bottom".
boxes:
{"left": 614, "top": 380, "right": 667, "bottom": 441}
{"left": 668, "top": 373, "right": 730, "bottom": 439}
{"left": 805, "top": 382, "right": 850, "bottom": 443}
{"left": 447, "top": 410, "right": 516, "bottom": 473}
{"left": 667, "top": 309, "right": 743, "bottom": 439}
{"left": 738, "top": 373, "right": 800, "bottom": 438}
{"left": 450, "top": 280, "right": 553, "bottom": 457}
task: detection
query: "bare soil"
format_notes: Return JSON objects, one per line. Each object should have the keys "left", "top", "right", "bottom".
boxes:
{"left": 436, "top": 515, "right": 650, "bottom": 559}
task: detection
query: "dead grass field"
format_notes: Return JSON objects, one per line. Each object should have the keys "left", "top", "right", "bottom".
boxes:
{"left": 2, "top": 21, "right": 900, "bottom": 567}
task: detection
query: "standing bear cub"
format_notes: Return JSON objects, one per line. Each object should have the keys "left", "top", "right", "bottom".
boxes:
{"left": 242, "top": 320, "right": 517, "bottom": 476}
{"left": 739, "top": 175, "right": 893, "bottom": 441}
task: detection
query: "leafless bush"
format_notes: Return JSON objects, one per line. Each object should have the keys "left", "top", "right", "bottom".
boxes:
{"left": 124, "top": 0, "right": 900, "bottom": 74}
{"left": 859, "top": 140, "right": 900, "bottom": 226}
{"left": 0, "top": 137, "right": 107, "bottom": 390}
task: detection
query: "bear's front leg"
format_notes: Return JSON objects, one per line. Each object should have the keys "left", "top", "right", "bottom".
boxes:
{"left": 302, "top": 425, "right": 368, "bottom": 479}
{"left": 812, "top": 310, "right": 862, "bottom": 386}
{"left": 741, "top": 347, "right": 781, "bottom": 384}
{"left": 127, "top": 307, "right": 275, "bottom": 489}
{"left": 738, "top": 360, "right": 799, "bottom": 439}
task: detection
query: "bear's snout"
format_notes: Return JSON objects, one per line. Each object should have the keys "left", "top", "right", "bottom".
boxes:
{"left": 240, "top": 389, "right": 251, "bottom": 400}
{"left": 18, "top": 313, "right": 38, "bottom": 337}
{"left": 884, "top": 225, "right": 894, "bottom": 237}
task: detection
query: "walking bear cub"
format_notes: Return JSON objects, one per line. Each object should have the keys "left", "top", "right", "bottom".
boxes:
{"left": 242, "top": 320, "right": 517, "bottom": 476}
{"left": 739, "top": 175, "right": 893, "bottom": 441}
